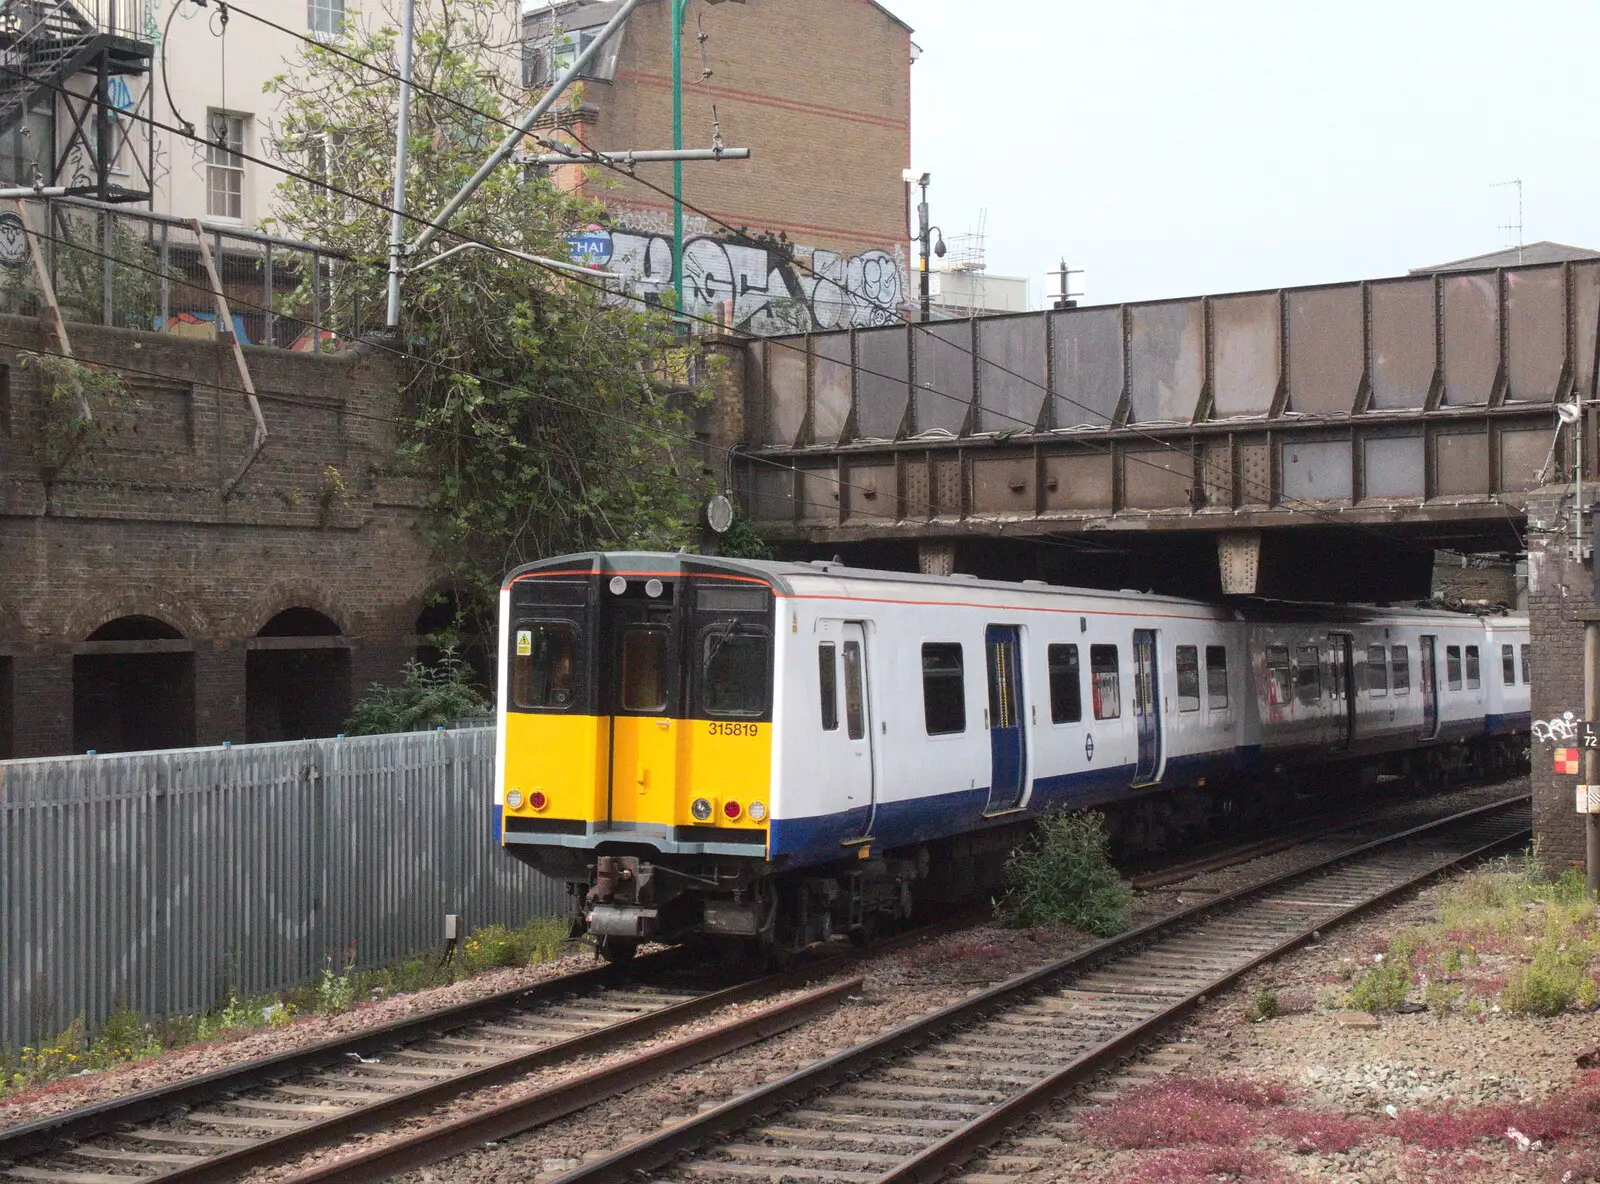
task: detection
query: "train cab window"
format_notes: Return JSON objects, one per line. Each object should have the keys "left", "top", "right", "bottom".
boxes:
{"left": 818, "top": 642, "right": 839, "bottom": 731}
{"left": 701, "top": 625, "right": 769, "bottom": 717}
{"left": 842, "top": 640, "right": 865, "bottom": 740}
{"left": 1392, "top": 645, "right": 1410, "bottom": 694}
{"left": 922, "top": 643, "right": 966, "bottom": 735}
{"left": 1175, "top": 646, "right": 1201, "bottom": 712}
{"left": 1502, "top": 644, "right": 1516, "bottom": 686}
{"left": 1446, "top": 645, "right": 1462, "bottom": 691}
{"left": 1294, "top": 645, "right": 1321, "bottom": 705}
{"left": 1465, "top": 645, "right": 1481, "bottom": 690}
{"left": 1521, "top": 643, "right": 1531, "bottom": 685}
{"left": 1265, "top": 646, "right": 1291, "bottom": 706}
{"left": 1090, "top": 644, "right": 1121, "bottom": 720}
{"left": 620, "top": 627, "right": 669, "bottom": 713}
{"left": 1206, "top": 645, "right": 1228, "bottom": 709}
{"left": 512, "top": 621, "right": 578, "bottom": 710}
{"left": 1367, "top": 645, "right": 1388, "bottom": 697}
{"left": 1047, "top": 644, "right": 1082, "bottom": 724}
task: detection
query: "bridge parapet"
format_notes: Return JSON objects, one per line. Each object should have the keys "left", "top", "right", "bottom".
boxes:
{"left": 736, "top": 261, "right": 1595, "bottom": 544}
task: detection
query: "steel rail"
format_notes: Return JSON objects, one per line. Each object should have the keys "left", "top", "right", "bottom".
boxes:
{"left": 546, "top": 793, "right": 1530, "bottom": 1184}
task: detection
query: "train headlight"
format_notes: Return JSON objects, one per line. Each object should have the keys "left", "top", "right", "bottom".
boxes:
{"left": 529, "top": 790, "right": 548, "bottom": 811}
{"left": 723, "top": 799, "right": 743, "bottom": 821}
{"left": 691, "top": 797, "right": 713, "bottom": 822}
{"left": 748, "top": 801, "right": 766, "bottom": 821}
{"left": 505, "top": 790, "right": 524, "bottom": 810}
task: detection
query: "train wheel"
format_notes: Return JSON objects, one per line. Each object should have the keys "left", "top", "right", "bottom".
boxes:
{"left": 598, "top": 936, "right": 638, "bottom": 964}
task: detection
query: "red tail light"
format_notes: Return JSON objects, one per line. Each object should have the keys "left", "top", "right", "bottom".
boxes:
{"left": 529, "top": 790, "right": 548, "bottom": 811}
{"left": 723, "top": 799, "right": 742, "bottom": 820}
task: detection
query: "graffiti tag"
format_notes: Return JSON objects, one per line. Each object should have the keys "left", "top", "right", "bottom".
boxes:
{"left": 1533, "top": 712, "right": 1579, "bottom": 744}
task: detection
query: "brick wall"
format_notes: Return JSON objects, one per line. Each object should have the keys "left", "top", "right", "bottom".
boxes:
{"left": 1525, "top": 482, "right": 1591, "bottom": 873}
{"left": 0, "top": 315, "right": 437, "bottom": 757}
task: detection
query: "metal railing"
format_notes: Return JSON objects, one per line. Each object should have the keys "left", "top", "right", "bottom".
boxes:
{"left": 0, "top": 728, "right": 565, "bottom": 1049}
{"left": 0, "top": 196, "right": 368, "bottom": 351}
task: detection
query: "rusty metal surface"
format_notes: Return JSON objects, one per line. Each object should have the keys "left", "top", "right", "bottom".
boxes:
{"left": 1282, "top": 439, "right": 1353, "bottom": 502}
{"left": 811, "top": 332, "right": 852, "bottom": 445}
{"left": 1124, "top": 449, "right": 1194, "bottom": 509}
{"left": 1211, "top": 292, "right": 1279, "bottom": 418}
{"left": 1506, "top": 267, "right": 1565, "bottom": 401}
{"left": 914, "top": 321, "right": 973, "bottom": 435}
{"left": 1500, "top": 426, "right": 1551, "bottom": 491}
{"left": 1370, "top": 278, "right": 1436, "bottom": 410}
{"left": 1043, "top": 452, "right": 1113, "bottom": 512}
{"left": 1288, "top": 285, "right": 1363, "bottom": 416}
{"left": 1575, "top": 262, "right": 1600, "bottom": 396}
{"left": 1129, "top": 299, "right": 1204, "bottom": 423}
{"left": 978, "top": 314, "right": 1048, "bottom": 433}
{"left": 1442, "top": 274, "right": 1498, "bottom": 406}
{"left": 856, "top": 326, "right": 909, "bottom": 439}
{"left": 844, "top": 462, "right": 896, "bottom": 522}
{"left": 764, "top": 337, "right": 808, "bottom": 446}
{"left": 1435, "top": 431, "right": 1492, "bottom": 496}
{"left": 970, "top": 455, "right": 1036, "bottom": 515}
{"left": 1362, "top": 435, "right": 1425, "bottom": 499}
{"left": 1050, "top": 305, "right": 1123, "bottom": 427}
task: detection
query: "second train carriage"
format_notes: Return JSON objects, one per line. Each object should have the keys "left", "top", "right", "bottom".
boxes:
{"left": 496, "top": 553, "right": 1529, "bottom": 956}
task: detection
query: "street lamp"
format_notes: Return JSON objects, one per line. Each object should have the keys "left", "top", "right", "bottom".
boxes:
{"left": 909, "top": 171, "right": 945, "bottom": 323}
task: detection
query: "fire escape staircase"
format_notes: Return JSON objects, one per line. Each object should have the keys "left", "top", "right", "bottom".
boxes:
{"left": 0, "top": 0, "right": 151, "bottom": 199}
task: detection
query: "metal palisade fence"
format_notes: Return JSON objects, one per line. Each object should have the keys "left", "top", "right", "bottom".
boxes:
{"left": 0, "top": 728, "right": 565, "bottom": 1049}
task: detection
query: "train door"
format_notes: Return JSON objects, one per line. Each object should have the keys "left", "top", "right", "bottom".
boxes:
{"left": 1419, "top": 635, "right": 1439, "bottom": 739}
{"left": 1132, "top": 629, "right": 1162, "bottom": 785}
{"left": 839, "top": 623, "right": 878, "bottom": 837}
{"left": 605, "top": 594, "right": 677, "bottom": 829}
{"left": 1328, "top": 632, "right": 1355, "bottom": 750}
{"left": 984, "top": 625, "right": 1028, "bottom": 813}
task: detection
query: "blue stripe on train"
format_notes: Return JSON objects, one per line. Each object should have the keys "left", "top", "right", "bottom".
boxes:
{"left": 1486, "top": 711, "right": 1531, "bottom": 736}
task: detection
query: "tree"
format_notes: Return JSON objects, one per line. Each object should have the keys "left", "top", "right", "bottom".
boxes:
{"left": 266, "top": 0, "right": 698, "bottom": 635}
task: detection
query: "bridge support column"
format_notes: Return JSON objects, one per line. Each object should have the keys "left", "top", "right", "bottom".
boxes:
{"left": 918, "top": 540, "right": 957, "bottom": 577}
{"left": 1526, "top": 483, "right": 1592, "bottom": 875}
{"left": 1217, "top": 531, "right": 1261, "bottom": 596}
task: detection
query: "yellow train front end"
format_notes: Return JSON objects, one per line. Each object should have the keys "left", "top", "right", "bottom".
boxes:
{"left": 495, "top": 553, "right": 775, "bottom": 958}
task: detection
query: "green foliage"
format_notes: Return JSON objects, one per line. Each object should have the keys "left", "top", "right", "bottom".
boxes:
{"left": 1347, "top": 960, "right": 1410, "bottom": 1013}
{"left": 315, "top": 966, "right": 356, "bottom": 1017}
{"left": 20, "top": 351, "right": 128, "bottom": 473}
{"left": 1501, "top": 940, "right": 1596, "bottom": 1016}
{"left": 267, "top": 0, "right": 699, "bottom": 618}
{"left": 1244, "top": 987, "right": 1280, "bottom": 1023}
{"left": 344, "top": 651, "right": 490, "bottom": 735}
{"left": 716, "top": 509, "right": 774, "bottom": 561}
{"left": 1000, "top": 811, "right": 1133, "bottom": 936}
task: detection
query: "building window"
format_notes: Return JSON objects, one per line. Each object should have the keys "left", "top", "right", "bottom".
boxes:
{"left": 1266, "top": 645, "right": 1291, "bottom": 706}
{"left": 308, "top": 0, "right": 344, "bottom": 35}
{"left": 1367, "top": 645, "right": 1388, "bottom": 697}
{"left": 1502, "top": 644, "right": 1516, "bottom": 686}
{"left": 818, "top": 642, "right": 838, "bottom": 731}
{"left": 1175, "top": 645, "right": 1200, "bottom": 712}
{"left": 1047, "top": 644, "right": 1081, "bottom": 724}
{"left": 1392, "top": 644, "right": 1410, "bottom": 694}
{"left": 205, "top": 111, "right": 246, "bottom": 221}
{"left": 1090, "top": 644, "right": 1120, "bottom": 720}
{"left": 1205, "top": 645, "right": 1228, "bottom": 708}
{"left": 1446, "top": 645, "right": 1462, "bottom": 691}
{"left": 921, "top": 643, "right": 965, "bottom": 735}
{"left": 1465, "top": 645, "right": 1480, "bottom": 690}
{"left": 1294, "top": 645, "right": 1321, "bottom": 705}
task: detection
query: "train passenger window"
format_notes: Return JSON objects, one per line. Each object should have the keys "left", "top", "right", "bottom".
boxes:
{"left": 818, "top": 642, "right": 838, "bottom": 731}
{"left": 1294, "top": 645, "right": 1321, "bottom": 705}
{"left": 1465, "top": 645, "right": 1480, "bottom": 689}
{"left": 512, "top": 621, "right": 578, "bottom": 710}
{"left": 1206, "top": 646, "right": 1228, "bottom": 708}
{"left": 620, "top": 627, "right": 669, "bottom": 713}
{"left": 922, "top": 643, "right": 966, "bottom": 735}
{"left": 1265, "top": 646, "right": 1291, "bottom": 706}
{"left": 1502, "top": 644, "right": 1516, "bottom": 686}
{"left": 1446, "top": 645, "right": 1462, "bottom": 690}
{"left": 1047, "top": 644, "right": 1082, "bottom": 724}
{"left": 701, "top": 625, "right": 769, "bottom": 717}
{"left": 1392, "top": 645, "right": 1410, "bottom": 693}
{"left": 1090, "top": 645, "right": 1121, "bottom": 719}
{"left": 1521, "top": 643, "right": 1531, "bottom": 684}
{"left": 1175, "top": 646, "right": 1201, "bottom": 712}
{"left": 1367, "top": 645, "right": 1388, "bottom": 697}
{"left": 842, "top": 640, "right": 865, "bottom": 740}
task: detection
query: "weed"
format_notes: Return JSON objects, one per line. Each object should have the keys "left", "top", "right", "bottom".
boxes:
{"left": 1000, "top": 810, "right": 1132, "bottom": 936}
{"left": 1423, "top": 980, "right": 1461, "bottom": 1015}
{"left": 1265, "top": 1107, "right": 1370, "bottom": 1154}
{"left": 1347, "top": 959, "right": 1410, "bottom": 1013}
{"left": 1441, "top": 948, "right": 1463, "bottom": 976}
{"left": 1078, "top": 1077, "right": 1291, "bottom": 1150}
{"left": 1502, "top": 941, "right": 1594, "bottom": 1016}
{"left": 315, "top": 967, "right": 356, "bottom": 1017}
{"left": 1111, "top": 1147, "right": 1283, "bottom": 1184}
{"left": 1244, "top": 987, "right": 1281, "bottom": 1023}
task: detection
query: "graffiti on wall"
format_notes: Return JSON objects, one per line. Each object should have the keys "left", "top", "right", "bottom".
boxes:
{"left": 568, "top": 217, "right": 908, "bottom": 335}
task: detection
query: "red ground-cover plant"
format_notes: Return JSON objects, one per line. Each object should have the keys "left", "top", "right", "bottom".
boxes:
{"left": 1079, "top": 1077, "right": 1295, "bottom": 1150}
{"left": 1111, "top": 1146, "right": 1287, "bottom": 1184}
{"left": 1392, "top": 1079, "right": 1600, "bottom": 1152}
{"left": 1265, "top": 1106, "right": 1372, "bottom": 1153}
{"left": 1398, "top": 1147, "right": 1504, "bottom": 1182}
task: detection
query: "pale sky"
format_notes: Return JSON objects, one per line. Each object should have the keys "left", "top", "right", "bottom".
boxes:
{"left": 891, "top": 0, "right": 1600, "bottom": 307}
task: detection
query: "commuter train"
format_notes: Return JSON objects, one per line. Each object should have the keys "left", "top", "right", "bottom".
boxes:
{"left": 495, "top": 553, "right": 1529, "bottom": 957}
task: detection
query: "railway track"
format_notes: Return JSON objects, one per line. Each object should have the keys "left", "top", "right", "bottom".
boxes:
{"left": 0, "top": 952, "right": 857, "bottom": 1184}
{"left": 530, "top": 794, "right": 1529, "bottom": 1184}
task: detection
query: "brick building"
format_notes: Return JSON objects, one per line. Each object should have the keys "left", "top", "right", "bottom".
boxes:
{"left": 525, "top": 0, "right": 915, "bottom": 334}
{"left": 0, "top": 312, "right": 445, "bottom": 759}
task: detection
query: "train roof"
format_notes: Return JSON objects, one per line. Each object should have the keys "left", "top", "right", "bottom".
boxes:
{"left": 503, "top": 553, "right": 1524, "bottom": 626}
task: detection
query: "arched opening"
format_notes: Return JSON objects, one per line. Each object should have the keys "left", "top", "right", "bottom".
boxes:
{"left": 247, "top": 608, "right": 351, "bottom": 742}
{"left": 414, "top": 590, "right": 490, "bottom": 693}
{"left": 73, "top": 616, "right": 196, "bottom": 753}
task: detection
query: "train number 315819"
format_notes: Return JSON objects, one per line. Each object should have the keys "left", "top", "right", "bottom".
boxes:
{"left": 707, "top": 722, "right": 760, "bottom": 737}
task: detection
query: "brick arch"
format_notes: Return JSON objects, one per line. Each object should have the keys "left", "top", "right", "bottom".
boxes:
{"left": 241, "top": 581, "right": 355, "bottom": 638}
{"left": 402, "top": 578, "right": 481, "bottom": 635}
{"left": 60, "top": 586, "right": 210, "bottom": 643}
